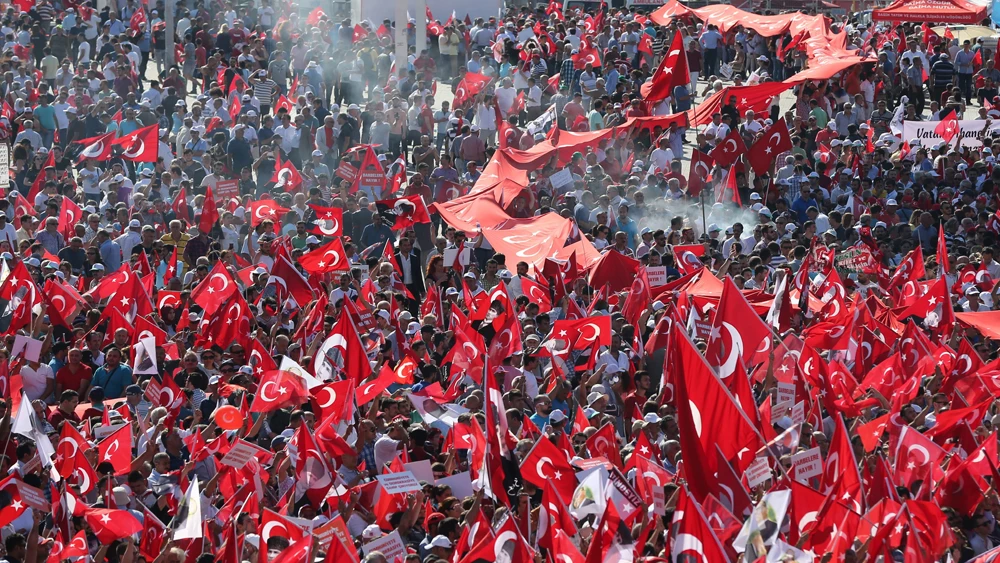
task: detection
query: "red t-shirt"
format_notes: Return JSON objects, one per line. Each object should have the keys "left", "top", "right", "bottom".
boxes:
{"left": 56, "top": 363, "right": 92, "bottom": 395}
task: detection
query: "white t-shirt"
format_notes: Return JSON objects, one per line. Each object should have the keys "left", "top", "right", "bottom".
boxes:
{"left": 21, "top": 364, "right": 53, "bottom": 401}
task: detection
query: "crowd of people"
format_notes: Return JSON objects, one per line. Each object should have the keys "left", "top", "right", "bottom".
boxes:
{"left": 0, "top": 0, "right": 999, "bottom": 562}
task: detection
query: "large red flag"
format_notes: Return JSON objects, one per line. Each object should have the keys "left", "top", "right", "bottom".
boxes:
{"left": 672, "top": 485, "right": 732, "bottom": 562}
{"left": 687, "top": 149, "right": 715, "bottom": 197}
{"left": 746, "top": 118, "right": 793, "bottom": 176}
{"left": 670, "top": 324, "right": 762, "bottom": 499}
{"left": 97, "top": 423, "right": 132, "bottom": 476}
{"left": 934, "top": 107, "right": 960, "bottom": 147}
{"left": 704, "top": 276, "right": 772, "bottom": 380}
{"left": 298, "top": 237, "right": 349, "bottom": 274}
{"left": 641, "top": 30, "right": 688, "bottom": 101}
{"left": 82, "top": 506, "right": 143, "bottom": 543}
{"left": 519, "top": 436, "right": 577, "bottom": 504}
{"left": 709, "top": 129, "right": 747, "bottom": 168}
{"left": 249, "top": 363, "right": 310, "bottom": 413}
{"left": 112, "top": 123, "right": 159, "bottom": 162}
{"left": 199, "top": 185, "right": 219, "bottom": 234}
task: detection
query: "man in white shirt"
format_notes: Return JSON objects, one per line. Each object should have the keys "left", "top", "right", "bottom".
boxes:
{"left": 273, "top": 114, "right": 300, "bottom": 156}
{"left": 21, "top": 360, "right": 54, "bottom": 402}
{"left": 115, "top": 219, "right": 143, "bottom": 259}
{"left": 0, "top": 214, "right": 17, "bottom": 249}
{"left": 494, "top": 77, "right": 517, "bottom": 117}
{"left": 649, "top": 136, "right": 675, "bottom": 173}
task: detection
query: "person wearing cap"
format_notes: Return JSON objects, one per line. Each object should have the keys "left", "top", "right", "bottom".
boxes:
{"left": 114, "top": 218, "right": 143, "bottom": 259}
{"left": 459, "top": 121, "right": 487, "bottom": 165}
{"left": 35, "top": 216, "right": 65, "bottom": 255}
{"left": 160, "top": 219, "right": 192, "bottom": 265}
{"left": 249, "top": 69, "right": 279, "bottom": 116}
{"left": 930, "top": 52, "right": 955, "bottom": 103}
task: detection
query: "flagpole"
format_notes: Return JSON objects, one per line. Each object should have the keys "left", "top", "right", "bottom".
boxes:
{"left": 165, "top": 0, "right": 175, "bottom": 70}
{"left": 699, "top": 185, "right": 708, "bottom": 235}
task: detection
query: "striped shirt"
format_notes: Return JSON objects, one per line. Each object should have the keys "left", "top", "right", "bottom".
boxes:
{"left": 252, "top": 79, "right": 277, "bottom": 105}
{"left": 35, "top": 4, "right": 55, "bottom": 25}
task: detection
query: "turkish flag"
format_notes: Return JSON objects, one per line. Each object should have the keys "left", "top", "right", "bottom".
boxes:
{"left": 638, "top": 33, "right": 653, "bottom": 55}
{"left": 519, "top": 277, "right": 552, "bottom": 313}
{"left": 934, "top": 108, "right": 961, "bottom": 146}
{"left": 0, "top": 476, "right": 27, "bottom": 528}
{"left": 139, "top": 509, "right": 167, "bottom": 561}
{"left": 190, "top": 261, "right": 238, "bottom": 316}
{"left": 97, "top": 423, "right": 132, "bottom": 476}
{"left": 315, "top": 305, "right": 372, "bottom": 384}
{"left": 539, "top": 486, "right": 580, "bottom": 552}
{"left": 273, "top": 94, "right": 293, "bottom": 115}
{"left": 112, "top": 123, "right": 159, "bottom": 162}
{"left": 75, "top": 131, "right": 117, "bottom": 162}
{"left": 310, "top": 380, "right": 354, "bottom": 424}
{"left": 687, "top": 149, "right": 715, "bottom": 197}
{"left": 934, "top": 456, "right": 984, "bottom": 516}
{"left": 672, "top": 486, "right": 732, "bottom": 561}
{"left": 893, "top": 426, "right": 945, "bottom": 490}
{"left": 247, "top": 199, "right": 290, "bottom": 228}
{"left": 299, "top": 237, "right": 349, "bottom": 274}
{"left": 704, "top": 276, "right": 772, "bottom": 379}
{"left": 60, "top": 530, "right": 90, "bottom": 560}
{"left": 164, "top": 247, "right": 180, "bottom": 283}
{"left": 25, "top": 149, "right": 54, "bottom": 207}
{"left": 55, "top": 421, "right": 89, "bottom": 478}
{"left": 82, "top": 506, "right": 143, "bottom": 543}
{"left": 375, "top": 195, "right": 432, "bottom": 231}
{"left": 195, "top": 293, "right": 252, "bottom": 353}
{"left": 355, "top": 365, "right": 394, "bottom": 406}
{"left": 261, "top": 508, "right": 306, "bottom": 546}
{"left": 199, "top": 185, "right": 219, "bottom": 234}
{"left": 58, "top": 196, "right": 83, "bottom": 242}
{"left": 269, "top": 255, "right": 314, "bottom": 306}
{"left": 621, "top": 267, "right": 652, "bottom": 326}
{"left": 307, "top": 204, "right": 343, "bottom": 237}
{"left": 129, "top": 8, "right": 147, "bottom": 33}
{"left": 586, "top": 422, "right": 623, "bottom": 468}
{"left": 671, "top": 324, "right": 762, "bottom": 498}
{"left": 819, "top": 415, "right": 863, "bottom": 509}
{"left": 172, "top": 187, "right": 192, "bottom": 223}
{"left": 549, "top": 315, "right": 612, "bottom": 349}
{"left": 747, "top": 118, "right": 793, "bottom": 176}
{"left": 938, "top": 226, "right": 950, "bottom": 275}
{"left": 642, "top": 30, "right": 688, "bottom": 101}
{"left": 10, "top": 192, "right": 34, "bottom": 230}
{"left": 709, "top": 128, "right": 748, "bottom": 168}
{"left": 352, "top": 23, "right": 368, "bottom": 42}
{"left": 442, "top": 324, "right": 485, "bottom": 378}
{"left": 0, "top": 261, "right": 39, "bottom": 334}
{"left": 44, "top": 279, "right": 85, "bottom": 329}
{"left": 462, "top": 517, "right": 534, "bottom": 563}
{"left": 925, "top": 397, "right": 992, "bottom": 439}
{"left": 895, "top": 276, "right": 954, "bottom": 333}
{"left": 571, "top": 43, "right": 602, "bottom": 69}
{"left": 519, "top": 436, "right": 577, "bottom": 503}
{"left": 292, "top": 423, "right": 334, "bottom": 506}
{"left": 251, "top": 363, "right": 310, "bottom": 413}
{"left": 635, "top": 454, "right": 673, "bottom": 507}
{"left": 452, "top": 71, "right": 489, "bottom": 107}
{"left": 271, "top": 151, "right": 304, "bottom": 192}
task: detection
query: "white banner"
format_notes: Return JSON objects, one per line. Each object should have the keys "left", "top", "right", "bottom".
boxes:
{"left": 902, "top": 119, "right": 1000, "bottom": 148}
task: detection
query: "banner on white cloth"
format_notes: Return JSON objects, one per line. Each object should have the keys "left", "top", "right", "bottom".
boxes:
{"left": 901, "top": 119, "right": 1000, "bottom": 148}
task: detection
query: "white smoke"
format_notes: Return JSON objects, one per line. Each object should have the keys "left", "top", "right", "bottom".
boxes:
{"left": 639, "top": 194, "right": 760, "bottom": 238}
